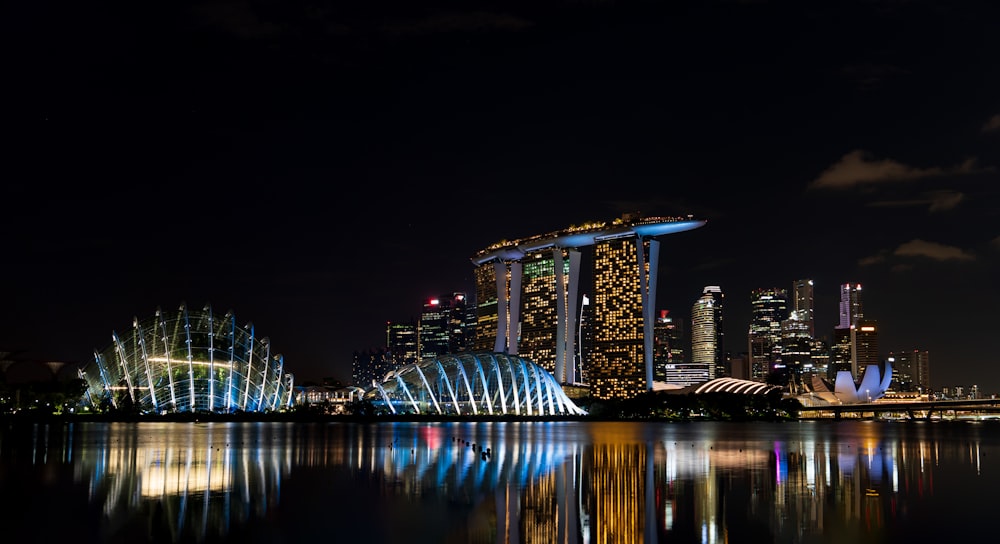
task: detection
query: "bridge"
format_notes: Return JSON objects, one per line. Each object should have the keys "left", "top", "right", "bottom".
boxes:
{"left": 800, "top": 397, "right": 1000, "bottom": 420}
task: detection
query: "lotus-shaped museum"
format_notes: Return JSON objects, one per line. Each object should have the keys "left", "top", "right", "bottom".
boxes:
{"left": 78, "top": 304, "right": 294, "bottom": 414}
{"left": 364, "top": 352, "right": 587, "bottom": 416}
{"left": 799, "top": 363, "right": 893, "bottom": 406}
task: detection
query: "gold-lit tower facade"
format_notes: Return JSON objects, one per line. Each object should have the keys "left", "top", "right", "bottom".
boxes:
{"left": 588, "top": 235, "right": 659, "bottom": 400}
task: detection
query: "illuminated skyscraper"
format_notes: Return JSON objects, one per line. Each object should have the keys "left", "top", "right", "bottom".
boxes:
{"left": 838, "top": 282, "right": 863, "bottom": 329}
{"left": 653, "top": 310, "right": 686, "bottom": 383}
{"left": 834, "top": 283, "right": 872, "bottom": 380}
{"left": 792, "top": 278, "right": 815, "bottom": 338}
{"left": 418, "top": 293, "right": 472, "bottom": 359}
{"left": 690, "top": 286, "right": 724, "bottom": 383}
{"left": 519, "top": 248, "right": 580, "bottom": 379}
{"left": 748, "top": 287, "right": 788, "bottom": 381}
{"left": 589, "top": 235, "right": 657, "bottom": 399}
{"left": 853, "top": 319, "right": 880, "bottom": 372}
{"left": 888, "top": 350, "right": 914, "bottom": 391}
{"left": 914, "top": 350, "right": 931, "bottom": 393}
{"left": 470, "top": 213, "right": 706, "bottom": 399}
{"left": 386, "top": 319, "right": 418, "bottom": 368}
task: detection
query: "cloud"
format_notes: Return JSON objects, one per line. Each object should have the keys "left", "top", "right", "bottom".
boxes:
{"left": 866, "top": 190, "right": 965, "bottom": 213}
{"left": 983, "top": 115, "right": 1000, "bottom": 132}
{"left": 858, "top": 252, "right": 887, "bottom": 267}
{"left": 860, "top": 239, "right": 977, "bottom": 267}
{"left": 809, "top": 150, "right": 982, "bottom": 190}
{"left": 893, "top": 239, "right": 976, "bottom": 262}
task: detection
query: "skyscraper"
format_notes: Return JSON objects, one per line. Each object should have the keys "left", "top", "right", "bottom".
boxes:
{"left": 690, "top": 286, "right": 724, "bottom": 382}
{"left": 792, "top": 279, "right": 815, "bottom": 339}
{"left": 589, "top": 235, "right": 656, "bottom": 400}
{"left": 748, "top": 287, "right": 788, "bottom": 382}
{"left": 838, "top": 283, "right": 863, "bottom": 329}
{"left": 418, "top": 293, "right": 472, "bottom": 359}
{"left": 386, "top": 319, "right": 418, "bottom": 368}
{"left": 914, "top": 350, "right": 931, "bottom": 393}
{"left": 653, "top": 310, "right": 686, "bottom": 383}
{"left": 518, "top": 247, "right": 581, "bottom": 381}
{"left": 888, "top": 350, "right": 914, "bottom": 392}
{"left": 470, "top": 213, "right": 706, "bottom": 400}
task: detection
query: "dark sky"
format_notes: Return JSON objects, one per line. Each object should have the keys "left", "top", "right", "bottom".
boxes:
{"left": 4, "top": 1, "right": 999, "bottom": 391}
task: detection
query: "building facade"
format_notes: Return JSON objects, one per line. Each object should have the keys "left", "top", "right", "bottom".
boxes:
{"left": 470, "top": 213, "right": 706, "bottom": 400}
{"left": 748, "top": 287, "right": 788, "bottom": 381}
{"left": 690, "top": 286, "right": 724, "bottom": 384}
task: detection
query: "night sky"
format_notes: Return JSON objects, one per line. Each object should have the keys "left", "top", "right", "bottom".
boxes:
{"left": 5, "top": 1, "right": 999, "bottom": 391}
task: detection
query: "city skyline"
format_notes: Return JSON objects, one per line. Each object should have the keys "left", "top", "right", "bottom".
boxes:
{"left": 4, "top": 1, "right": 998, "bottom": 391}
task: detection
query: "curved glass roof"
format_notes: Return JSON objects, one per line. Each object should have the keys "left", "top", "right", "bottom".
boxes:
{"left": 364, "top": 352, "right": 587, "bottom": 417}
{"left": 79, "top": 303, "right": 294, "bottom": 414}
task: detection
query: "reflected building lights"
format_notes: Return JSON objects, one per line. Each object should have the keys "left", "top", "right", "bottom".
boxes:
{"left": 7, "top": 422, "right": 990, "bottom": 543}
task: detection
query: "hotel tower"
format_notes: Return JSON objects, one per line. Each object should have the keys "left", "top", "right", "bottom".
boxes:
{"left": 470, "top": 212, "right": 706, "bottom": 400}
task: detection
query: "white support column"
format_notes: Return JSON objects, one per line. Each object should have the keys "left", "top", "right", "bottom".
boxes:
{"left": 566, "top": 249, "right": 581, "bottom": 384}
{"left": 508, "top": 262, "right": 522, "bottom": 355}
{"left": 641, "top": 238, "right": 660, "bottom": 391}
{"left": 493, "top": 261, "right": 508, "bottom": 353}
{"left": 553, "top": 248, "right": 567, "bottom": 383}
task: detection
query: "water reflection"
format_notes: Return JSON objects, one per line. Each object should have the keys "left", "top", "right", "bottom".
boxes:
{"left": 1, "top": 420, "right": 996, "bottom": 543}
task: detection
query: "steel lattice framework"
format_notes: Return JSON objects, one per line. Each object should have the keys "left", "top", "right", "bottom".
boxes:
{"left": 365, "top": 351, "right": 587, "bottom": 416}
{"left": 79, "top": 303, "right": 294, "bottom": 414}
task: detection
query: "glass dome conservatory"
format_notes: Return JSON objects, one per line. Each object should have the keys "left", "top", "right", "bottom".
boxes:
{"left": 79, "top": 303, "right": 294, "bottom": 414}
{"left": 364, "top": 352, "right": 587, "bottom": 416}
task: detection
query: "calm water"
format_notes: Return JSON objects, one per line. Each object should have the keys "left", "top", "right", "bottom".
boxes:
{"left": 0, "top": 419, "right": 995, "bottom": 543}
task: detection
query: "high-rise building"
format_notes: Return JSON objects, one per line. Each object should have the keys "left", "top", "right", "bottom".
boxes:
{"left": 853, "top": 319, "right": 880, "bottom": 378}
{"left": 748, "top": 287, "right": 788, "bottom": 381}
{"left": 833, "top": 282, "right": 867, "bottom": 379}
{"left": 838, "top": 283, "right": 864, "bottom": 329}
{"left": 690, "top": 286, "right": 724, "bottom": 382}
{"left": 914, "top": 350, "right": 931, "bottom": 393}
{"left": 653, "top": 310, "right": 686, "bottom": 383}
{"left": 780, "top": 312, "right": 812, "bottom": 388}
{"left": 470, "top": 213, "right": 706, "bottom": 400}
{"left": 419, "top": 293, "right": 473, "bottom": 359}
{"left": 518, "top": 248, "right": 581, "bottom": 380}
{"left": 792, "top": 279, "right": 815, "bottom": 338}
{"left": 386, "top": 319, "right": 418, "bottom": 369}
{"left": 589, "top": 236, "right": 654, "bottom": 399}
{"left": 887, "top": 350, "right": 914, "bottom": 392}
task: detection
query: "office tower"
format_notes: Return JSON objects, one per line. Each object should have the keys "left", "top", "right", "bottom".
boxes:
{"left": 792, "top": 279, "right": 815, "bottom": 338}
{"left": 830, "top": 328, "right": 852, "bottom": 378}
{"left": 386, "top": 319, "right": 418, "bottom": 369}
{"left": 808, "top": 338, "right": 830, "bottom": 380}
{"left": 470, "top": 213, "right": 706, "bottom": 399}
{"left": 914, "top": 350, "right": 931, "bottom": 393}
{"left": 887, "top": 351, "right": 914, "bottom": 391}
{"left": 417, "top": 292, "right": 474, "bottom": 359}
{"left": 748, "top": 287, "right": 788, "bottom": 381}
{"left": 445, "top": 292, "right": 475, "bottom": 354}
{"left": 780, "top": 312, "right": 812, "bottom": 389}
{"left": 690, "top": 286, "right": 724, "bottom": 383}
{"left": 852, "top": 319, "right": 880, "bottom": 378}
{"left": 838, "top": 282, "right": 863, "bottom": 329}
{"left": 653, "top": 310, "right": 687, "bottom": 383}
